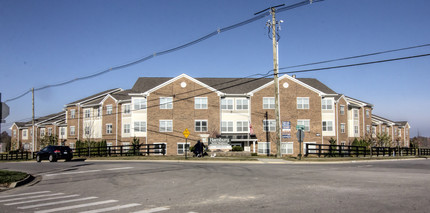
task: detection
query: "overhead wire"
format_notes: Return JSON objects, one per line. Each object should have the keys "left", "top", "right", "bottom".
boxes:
{"left": 4, "top": 0, "right": 319, "bottom": 103}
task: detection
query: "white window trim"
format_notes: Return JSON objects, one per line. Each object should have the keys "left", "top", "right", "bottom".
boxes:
{"left": 297, "top": 97, "right": 310, "bottom": 109}
{"left": 70, "top": 126, "right": 76, "bottom": 136}
{"left": 160, "top": 97, "right": 173, "bottom": 109}
{"left": 258, "top": 142, "right": 271, "bottom": 154}
{"left": 263, "top": 97, "right": 275, "bottom": 109}
{"left": 195, "top": 120, "right": 208, "bottom": 132}
{"left": 297, "top": 119, "right": 310, "bottom": 132}
{"left": 194, "top": 97, "right": 208, "bottom": 109}
{"left": 134, "top": 121, "right": 147, "bottom": 132}
{"left": 281, "top": 142, "right": 294, "bottom": 155}
{"left": 106, "top": 124, "right": 113, "bottom": 134}
{"left": 321, "top": 98, "right": 333, "bottom": 110}
{"left": 340, "top": 105, "right": 345, "bottom": 115}
{"left": 123, "top": 123, "right": 131, "bottom": 134}
{"left": 322, "top": 121, "right": 333, "bottom": 132}
{"left": 236, "top": 121, "right": 249, "bottom": 133}
{"left": 263, "top": 119, "right": 276, "bottom": 132}
{"left": 221, "top": 121, "right": 234, "bottom": 133}
{"left": 221, "top": 98, "right": 234, "bottom": 110}
{"left": 177, "top": 142, "right": 190, "bottom": 155}
{"left": 235, "top": 98, "right": 249, "bottom": 110}
{"left": 134, "top": 98, "right": 147, "bottom": 110}
{"left": 123, "top": 104, "right": 131, "bottom": 114}
{"left": 160, "top": 120, "right": 173, "bottom": 132}
{"left": 340, "top": 123, "right": 346, "bottom": 133}
{"left": 106, "top": 105, "right": 113, "bottom": 115}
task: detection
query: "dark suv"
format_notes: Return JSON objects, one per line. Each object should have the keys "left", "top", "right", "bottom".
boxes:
{"left": 36, "top": 145, "right": 73, "bottom": 162}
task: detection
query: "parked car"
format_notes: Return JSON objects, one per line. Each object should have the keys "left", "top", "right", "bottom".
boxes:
{"left": 36, "top": 145, "right": 73, "bottom": 162}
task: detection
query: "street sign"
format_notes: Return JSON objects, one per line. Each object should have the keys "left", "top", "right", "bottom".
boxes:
{"left": 296, "top": 129, "right": 305, "bottom": 143}
{"left": 182, "top": 128, "right": 190, "bottom": 138}
{"left": 296, "top": 125, "right": 305, "bottom": 130}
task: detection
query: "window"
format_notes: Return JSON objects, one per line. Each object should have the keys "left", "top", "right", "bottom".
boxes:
{"left": 70, "top": 109, "right": 76, "bottom": 119}
{"left": 84, "top": 109, "right": 91, "bottom": 118}
{"left": 107, "top": 142, "right": 113, "bottom": 146}
{"left": 366, "top": 109, "right": 370, "bottom": 118}
{"left": 353, "top": 109, "right": 359, "bottom": 118}
{"left": 134, "top": 98, "right": 147, "bottom": 110}
{"left": 398, "top": 129, "right": 401, "bottom": 137}
{"left": 297, "top": 120, "right": 310, "bottom": 131}
{"left": 106, "top": 105, "right": 113, "bottom": 115}
{"left": 321, "top": 98, "right": 333, "bottom": 110}
{"left": 236, "top": 99, "right": 249, "bottom": 110}
{"left": 297, "top": 97, "right": 309, "bottom": 109}
{"left": 195, "top": 120, "right": 208, "bottom": 132}
{"left": 160, "top": 120, "right": 173, "bottom": 132}
{"left": 258, "top": 142, "right": 271, "bottom": 154}
{"left": 177, "top": 143, "right": 190, "bottom": 155}
{"left": 160, "top": 97, "right": 173, "bottom": 109}
{"left": 366, "top": 125, "right": 370, "bottom": 134}
{"left": 354, "top": 125, "right": 359, "bottom": 134}
{"left": 221, "top": 121, "right": 233, "bottom": 132}
{"left": 85, "top": 126, "right": 90, "bottom": 135}
{"left": 340, "top": 123, "right": 345, "bottom": 133}
{"left": 281, "top": 142, "right": 293, "bottom": 154}
{"left": 123, "top": 124, "right": 130, "bottom": 134}
{"left": 386, "top": 127, "right": 390, "bottom": 134}
{"left": 60, "top": 128, "right": 65, "bottom": 136}
{"left": 123, "top": 104, "right": 131, "bottom": 114}
{"left": 13, "top": 130, "right": 16, "bottom": 137}
{"left": 96, "top": 107, "right": 101, "bottom": 117}
{"left": 195, "top": 97, "right": 208, "bottom": 109}
{"left": 263, "top": 120, "right": 276, "bottom": 132}
{"left": 106, "top": 124, "right": 113, "bottom": 134}
{"left": 70, "top": 126, "right": 75, "bottom": 135}
{"left": 154, "top": 143, "right": 167, "bottom": 155}
{"left": 340, "top": 105, "right": 345, "bottom": 115}
{"left": 237, "top": 121, "right": 249, "bottom": 132}
{"left": 134, "top": 121, "right": 146, "bottom": 132}
{"left": 221, "top": 98, "right": 233, "bottom": 110}
{"left": 322, "top": 121, "right": 333, "bottom": 132}
{"left": 382, "top": 126, "right": 386, "bottom": 134}
{"left": 23, "top": 130, "right": 27, "bottom": 137}
{"left": 372, "top": 126, "right": 376, "bottom": 134}
{"left": 263, "top": 97, "right": 275, "bottom": 109}
{"left": 40, "top": 129, "right": 46, "bottom": 137}
{"left": 48, "top": 128, "right": 52, "bottom": 136}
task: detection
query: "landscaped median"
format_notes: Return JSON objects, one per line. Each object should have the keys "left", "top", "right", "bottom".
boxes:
{"left": 0, "top": 170, "right": 30, "bottom": 189}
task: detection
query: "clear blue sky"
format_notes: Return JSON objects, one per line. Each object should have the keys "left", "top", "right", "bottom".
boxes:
{"left": 1, "top": 0, "right": 429, "bottom": 137}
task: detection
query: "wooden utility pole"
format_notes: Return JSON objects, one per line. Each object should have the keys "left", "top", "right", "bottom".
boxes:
{"left": 271, "top": 7, "right": 281, "bottom": 158}
{"left": 32, "top": 88, "right": 35, "bottom": 154}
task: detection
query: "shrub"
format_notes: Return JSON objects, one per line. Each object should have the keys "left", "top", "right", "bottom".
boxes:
{"left": 232, "top": 146, "right": 243, "bottom": 152}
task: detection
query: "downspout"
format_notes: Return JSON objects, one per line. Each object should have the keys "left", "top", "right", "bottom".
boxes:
{"left": 362, "top": 108, "right": 365, "bottom": 137}
{"left": 77, "top": 104, "right": 80, "bottom": 141}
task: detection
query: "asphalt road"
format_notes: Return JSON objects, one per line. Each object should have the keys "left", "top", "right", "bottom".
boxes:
{"left": 0, "top": 159, "right": 429, "bottom": 213}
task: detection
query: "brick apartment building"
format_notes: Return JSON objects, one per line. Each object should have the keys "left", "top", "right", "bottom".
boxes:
{"left": 10, "top": 74, "right": 411, "bottom": 156}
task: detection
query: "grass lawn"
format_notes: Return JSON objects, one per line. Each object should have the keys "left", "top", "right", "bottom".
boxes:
{"left": 0, "top": 170, "right": 28, "bottom": 185}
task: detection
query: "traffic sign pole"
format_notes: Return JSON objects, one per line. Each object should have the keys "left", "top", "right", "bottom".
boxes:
{"left": 183, "top": 128, "right": 190, "bottom": 160}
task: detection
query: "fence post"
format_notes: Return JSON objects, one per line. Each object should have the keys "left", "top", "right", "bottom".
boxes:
{"left": 147, "top": 145, "right": 150, "bottom": 156}
{"left": 120, "top": 146, "right": 123, "bottom": 156}
{"left": 163, "top": 144, "right": 166, "bottom": 155}
{"left": 318, "top": 144, "right": 321, "bottom": 157}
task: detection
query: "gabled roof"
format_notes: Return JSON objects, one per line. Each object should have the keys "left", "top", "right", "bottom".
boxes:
{"left": 345, "top": 96, "right": 373, "bottom": 107}
{"left": 65, "top": 88, "right": 122, "bottom": 106}
{"left": 394, "top": 121, "right": 410, "bottom": 128}
{"left": 296, "top": 78, "right": 337, "bottom": 95}
{"left": 130, "top": 74, "right": 338, "bottom": 96}
{"left": 372, "top": 114, "right": 395, "bottom": 126}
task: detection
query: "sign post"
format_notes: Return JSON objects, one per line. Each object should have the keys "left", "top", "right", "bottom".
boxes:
{"left": 296, "top": 125, "right": 305, "bottom": 160}
{"left": 183, "top": 128, "right": 190, "bottom": 159}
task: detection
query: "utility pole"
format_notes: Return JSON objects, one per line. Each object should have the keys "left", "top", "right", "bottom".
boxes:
{"left": 271, "top": 7, "right": 282, "bottom": 158}
{"left": 32, "top": 88, "right": 35, "bottom": 154}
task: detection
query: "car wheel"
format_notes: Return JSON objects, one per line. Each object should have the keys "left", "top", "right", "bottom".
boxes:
{"left": 65, "top": 157, "right": 72, "bottom": 162}
{"left": 48, "top": 154, "right": 57, "bottom": 162}
{"left": 36, "top": 155, "right": 41, "bottom": 162}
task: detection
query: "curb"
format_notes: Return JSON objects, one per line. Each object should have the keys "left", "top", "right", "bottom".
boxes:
{"left": 7, "top": 174, "right": 35, "bottom": 188}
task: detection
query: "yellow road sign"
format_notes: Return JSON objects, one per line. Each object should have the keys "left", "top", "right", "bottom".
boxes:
{"left": 183, "top": 128, "right": 190, "bottom": 138}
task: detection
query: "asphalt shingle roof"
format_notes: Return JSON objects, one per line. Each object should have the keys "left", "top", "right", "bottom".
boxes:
{"left": 66, "top": 88, "right": 121, "bottom": 106}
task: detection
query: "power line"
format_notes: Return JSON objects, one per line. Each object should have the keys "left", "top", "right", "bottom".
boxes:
{"left": 4, "top": 0, "right": 320, "bottom": 103}
{"left": 279, "top": 53, "right": 430, "bottom": 75}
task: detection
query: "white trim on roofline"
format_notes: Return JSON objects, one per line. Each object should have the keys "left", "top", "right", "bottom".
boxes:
{"left": 247, "top": 74, "right": 327, "bottom": 96}
{"left": 64, "top": 88, "right": 123, "bottom": 107}
{"left": 100, "top": 94, "right": 118, "bottom": 105}
{"left": 145, "top": 74, "right": 223, "bottom": 96}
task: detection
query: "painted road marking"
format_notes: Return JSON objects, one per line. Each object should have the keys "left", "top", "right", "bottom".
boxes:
{"left": 132, "top": 207, "right": 170, "bottom": 213}
{"left": 45, "top": 170, "right": 101, "bottom": 177}
{"left": 79, "top": 203, "right": 142, "bottom": 213}
{"left": 0, "top": 191, "right": 51, "bottom": 199}
{"left": 18, "top": 196, "right": 98, "bottom": 209}
{"left": 5, "top": 194, "right": 80, "bottom": 206}
{"left": 0, "top": 193, "right": 64, "bottom": 203}
{"left": 105, "top": 167, "right": 134, "bottom": 171}
{"left": 34, "top": 200, "right": 118, "bottom": 213}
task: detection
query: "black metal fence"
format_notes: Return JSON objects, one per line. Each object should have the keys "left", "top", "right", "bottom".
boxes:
{"left": 305, "top": 144, "right": 430, "bottom": 157}
{"left": 0, "top": 152, "right": 36, "bottom": 161}
{"left": 0, "top": 144, "right": 166, "bottom": 161}
{"left": 72, "top": 144, "right": 166, "bottom": 157}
